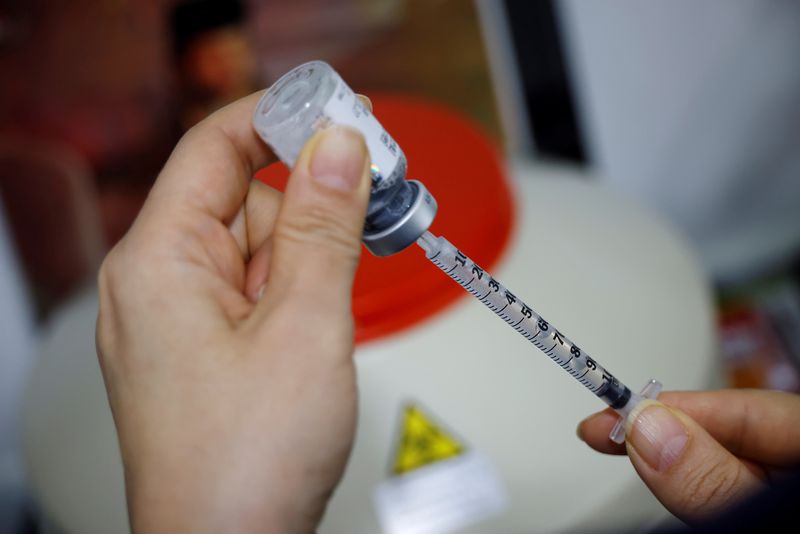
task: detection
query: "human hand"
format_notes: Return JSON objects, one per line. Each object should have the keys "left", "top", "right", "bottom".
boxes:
{"left": 577, "top": 389, "right": 800, "bottom": 523}
{"left": 96, "top": 92, "right": 371, "bottom": 533}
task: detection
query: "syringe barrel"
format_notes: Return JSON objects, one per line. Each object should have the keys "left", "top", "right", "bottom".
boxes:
{"left": 417, "top": 232, "right": 633, "bottom": 410}
{"left": 253, "top": 61, "right": 436, "bottom": 256}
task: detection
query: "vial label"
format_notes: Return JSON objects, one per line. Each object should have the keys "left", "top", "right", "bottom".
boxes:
{"left": 320, "top": 77, "right": 404, "bottom": 191}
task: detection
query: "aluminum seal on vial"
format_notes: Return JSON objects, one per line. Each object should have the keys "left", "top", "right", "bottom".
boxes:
{"left": 252, "top": 60, "right": 437, "bottom": 256}
{"left": 361, "top": 180, "right": 438, "bottom": 256}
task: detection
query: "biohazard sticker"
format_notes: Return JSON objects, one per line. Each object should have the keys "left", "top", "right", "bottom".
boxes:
{"left": 373, "top": 403, "right": 507, "bottom": 534}
{"left": 392, "top": 404, "right": 464, "bottom": 475}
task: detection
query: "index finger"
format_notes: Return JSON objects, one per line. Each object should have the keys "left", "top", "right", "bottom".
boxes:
{"left": 147, "top": 91, "right": 276, "bottom": 223}
{"left": 657, "top": 389, "right": 800, "bottom": 465}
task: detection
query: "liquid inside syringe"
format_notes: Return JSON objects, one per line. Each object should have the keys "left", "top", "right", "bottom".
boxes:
{"left": 417, "top": 231, "right": 660, "bottom": 443}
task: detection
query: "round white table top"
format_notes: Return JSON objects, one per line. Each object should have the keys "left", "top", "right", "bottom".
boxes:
{"left": 22, "top": 161, "right": 716, "bottom": 533}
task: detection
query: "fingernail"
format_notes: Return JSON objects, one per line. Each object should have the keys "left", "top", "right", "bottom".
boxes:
{"left": 256, "top": 284, "right": 265, "bottom": 301}
{"left": 357, "top": 94, "right": 373, "bottom": 111}
{"left": 627, "top": 400, "right": 689, "bottom": 472}
{"left": 309, "top": 126, "right": 365, "bottom": 192}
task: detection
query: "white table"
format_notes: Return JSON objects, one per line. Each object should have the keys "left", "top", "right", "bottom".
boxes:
{"left": 22, "top": 161, "right": 716, "bottom": 533}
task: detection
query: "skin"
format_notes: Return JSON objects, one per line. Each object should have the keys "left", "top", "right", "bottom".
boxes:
{"left": 97, "top": 91, "right": 800, "bottom": 532}
{"left": 578, "top": 389, "right": 800, "bottom": 523}
{"left": 97, "top": 92, "right": 372, "bottom": 533}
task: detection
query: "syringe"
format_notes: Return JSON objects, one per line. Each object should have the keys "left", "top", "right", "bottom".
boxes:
{"left": 252, "top": 60, "right": 662, "bottom": 443}
{"left": 417, "top": 231, "right": 662, "bottom": 444}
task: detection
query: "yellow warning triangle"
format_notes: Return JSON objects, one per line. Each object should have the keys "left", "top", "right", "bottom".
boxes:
{"left": 392, "top": 405, "right": 465, "bottom": 475}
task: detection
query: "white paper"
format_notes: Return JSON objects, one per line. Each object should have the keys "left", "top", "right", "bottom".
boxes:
{"left": 373, "top": 452, "right": 507, "bottom": 534}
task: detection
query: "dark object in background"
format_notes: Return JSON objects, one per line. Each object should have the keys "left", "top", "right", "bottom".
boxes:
{"left": 170, "top": 0, "right": 258, "bottom": 130}
{"left": 170, "top": 0, "right": 245, "bottom": 58}
{"left": 503, "top": 0, "right": 586, "bottom": 163}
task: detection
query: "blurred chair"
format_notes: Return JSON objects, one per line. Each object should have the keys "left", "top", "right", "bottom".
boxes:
{"left": 0, "top": 135, "right": 105, "bottom": 315}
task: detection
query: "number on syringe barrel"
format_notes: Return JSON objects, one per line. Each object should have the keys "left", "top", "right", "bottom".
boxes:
{"left": 553, "top": 330, "right": 564, "bottom": 344}
{"left": 552, "top": 330, "right": 579, "bottom": 355}
{"left": 602, "top": 370, "right": 620, "bottom": 386}
{"left": 584, "top": 357, "right": 619, "bottom": 385}
{"left": 543, "top": 328, "right": 575, "bottom": 366}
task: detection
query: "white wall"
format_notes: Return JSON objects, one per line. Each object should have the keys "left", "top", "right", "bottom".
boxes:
{"left": 557, "top": 0, "right": 800, "bottom": 283}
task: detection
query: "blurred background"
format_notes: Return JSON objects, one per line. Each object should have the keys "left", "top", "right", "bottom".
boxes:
{"left": 1, "top": 0, "right": 799, "bottom": 532}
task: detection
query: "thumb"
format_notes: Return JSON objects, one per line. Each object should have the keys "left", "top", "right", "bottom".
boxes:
{"left": 264, "top": 126, "right": 370, "bottom": 310}
{"left": 624, "top": 399, "right": 765, "bottom": 522}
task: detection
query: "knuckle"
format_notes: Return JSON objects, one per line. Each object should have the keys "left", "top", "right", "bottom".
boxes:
{"left": 95, "top": 313, "right": 114, "bottom": 363}
{"left": 97, "top": 241, "right": 142, "bottom": 295}
{"left": 96, "top": 251, "right": 122, "bottom": 352}
{"left": 678, "top": 454, "right": 745, "bottom": 516}
{"left": 729, "top": 400, "right": 751, "bottom": 457}
{"left": 179, "top": 121, "right": 207, "bottom": 145}
{"left": 97, "top": 248, "right": 121, "bottom": 297}
{"left": 276, "top": 208, "right": 362, "bottom": 260}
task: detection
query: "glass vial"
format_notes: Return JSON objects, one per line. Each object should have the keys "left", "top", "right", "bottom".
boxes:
{"left": 253, "top": 60, "right": 437, "bottom": 256}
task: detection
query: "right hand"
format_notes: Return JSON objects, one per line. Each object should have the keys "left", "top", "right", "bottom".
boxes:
{"left": 577, "top": 389, "right": 800, "bottom": 523}
{"left": 96, "top": 92, "right": 372, "bottom": 533}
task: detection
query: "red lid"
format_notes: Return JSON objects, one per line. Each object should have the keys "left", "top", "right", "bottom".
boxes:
{"left": 255, "top": 94, "right": 515, "bottom": 343}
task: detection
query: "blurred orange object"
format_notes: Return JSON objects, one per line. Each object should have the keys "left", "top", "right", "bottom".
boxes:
{"left": 719, "top": 284, "right": 800, "bottom": 392}
{"left": 256, "top": 95, "right": 515, "bottom": 343}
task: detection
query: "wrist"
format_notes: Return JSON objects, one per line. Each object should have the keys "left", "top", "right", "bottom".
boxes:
{"left": 125, "top": 461, "right": 321, "bottom": 534}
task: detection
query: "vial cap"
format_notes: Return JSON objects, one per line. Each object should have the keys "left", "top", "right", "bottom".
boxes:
{"left": 256, "top": 95, "right": 514, "bottom": 343}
